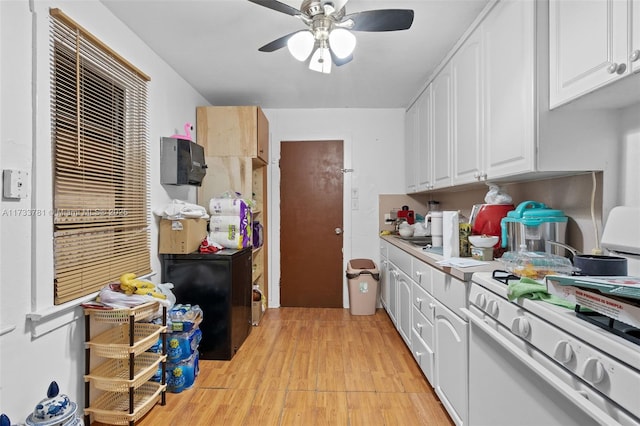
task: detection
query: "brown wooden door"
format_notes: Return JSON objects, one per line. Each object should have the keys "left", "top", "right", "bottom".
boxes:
{"left": 280, "top": 140, "right": 344, "bottom": 307}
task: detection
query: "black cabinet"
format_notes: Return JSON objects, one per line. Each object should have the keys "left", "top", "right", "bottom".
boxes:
{"left": 161, "top": 248, "right": 252, "bottom": 360}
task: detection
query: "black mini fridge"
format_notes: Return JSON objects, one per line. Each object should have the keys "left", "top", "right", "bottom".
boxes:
{"left": 161, "top": 248, "right": 252, "bottom": 360}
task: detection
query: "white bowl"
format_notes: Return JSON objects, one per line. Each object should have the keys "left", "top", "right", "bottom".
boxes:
{"left": 469, "top": 235, "right": 499, "bottom": 248}
{"left": 398, "top": 227, "right": 414, "bottom": 237}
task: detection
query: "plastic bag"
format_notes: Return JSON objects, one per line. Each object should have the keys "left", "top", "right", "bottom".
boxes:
{"left": 484, "top": 184, "right": 513, "bottom": 204}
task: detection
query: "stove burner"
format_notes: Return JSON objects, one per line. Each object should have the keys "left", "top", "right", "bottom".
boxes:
{"left": 492, "top": 269, "right": 520, "bottom": 285}
{"left": 575, "top": 307, "right": 640, "bottom": 346}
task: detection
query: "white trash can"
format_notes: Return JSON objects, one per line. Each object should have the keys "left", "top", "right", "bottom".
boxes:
{"left": 346, "top": 259, "right": 380, "bottom": 315}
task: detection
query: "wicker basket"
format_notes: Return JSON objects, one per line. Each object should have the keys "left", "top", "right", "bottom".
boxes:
{"left": 84, "top": 382, "right": 166, "bottom": 425}
{"left": 84, "top": 352, "right": 166, "bottom": 392}
{"left": 84, "top": 301, "right": 160, "bottom": 324}
{"left": 86, "top": 323, "right": 166, "bottom": 359}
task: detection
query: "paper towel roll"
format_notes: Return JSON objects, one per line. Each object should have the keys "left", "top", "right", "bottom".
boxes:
{"left": 209, "top": 215, "right": 241, "bottom": 232}
{"left": 209, "top": 198, "right": 249, "bottom": 216}
{"left": 443, "top": 211, "right": 460, "bottom": 259}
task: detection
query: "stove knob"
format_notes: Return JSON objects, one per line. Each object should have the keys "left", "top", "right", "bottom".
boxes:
{"left": 475, "top": 293, "right": 487, "bottom": 309}
{"left": 582, "top": 357, "right": 606, "bottom": 384}
{"left": 487, "top": 299, "right": 499, "bottom": 317}
{"left": 553, "top": 340, "right": 574, "bottom": 364}
{"left": 511, "top": 317, "right": 530, "bottom": 338}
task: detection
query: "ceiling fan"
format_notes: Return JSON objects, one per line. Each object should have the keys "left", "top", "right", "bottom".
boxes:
{"left": 248, "top": 0, "right": 414, "bottom": 74}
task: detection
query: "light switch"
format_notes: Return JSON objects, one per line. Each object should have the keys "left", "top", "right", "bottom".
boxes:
{"left": 3, "top": 169, "right": 29, "bottom": 199}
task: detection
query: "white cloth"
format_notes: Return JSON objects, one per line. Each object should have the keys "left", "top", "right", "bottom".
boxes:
{"left": 154, "top": 199, "right": 209, "bottom": 220}
{"left": 443, "top": 211, "right": 460, "bottom": 259}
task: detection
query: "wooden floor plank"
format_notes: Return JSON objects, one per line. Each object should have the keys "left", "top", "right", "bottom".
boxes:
{"left": 92, "top": 308, "right": 453, "bottom": 426}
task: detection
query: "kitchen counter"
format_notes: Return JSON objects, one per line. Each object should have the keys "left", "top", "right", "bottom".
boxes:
{"left": 381, "top": 234, "right": 501, "bottom": 281}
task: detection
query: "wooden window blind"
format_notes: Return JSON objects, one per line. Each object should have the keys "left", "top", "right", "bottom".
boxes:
{"left": 50, "top": 8, "right": 151, "bottom": 304}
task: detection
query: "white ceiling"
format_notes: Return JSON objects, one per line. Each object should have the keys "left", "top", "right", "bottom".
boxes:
{"left": 100, "top": 0, "right": 490, "bottom": 109}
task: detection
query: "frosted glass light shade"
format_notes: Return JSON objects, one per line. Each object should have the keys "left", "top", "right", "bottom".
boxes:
{"left": 308, "top": 47, "right": 332, "bottom": 74}
{"left": 287, "top": 31, "right": 315, "bottom": 61}
{"left": 329, "top": 28, "right": 356, "bottom": 59}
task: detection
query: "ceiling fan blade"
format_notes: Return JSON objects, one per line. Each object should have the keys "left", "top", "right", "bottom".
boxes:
{"left": 330, "top": 49, "right": 353, "bottom": 67}
{"left": 258, "top": 31, "right": 301, "bottom": 52}
{"left": 344, "top": 9, "right": 414, "bottom": 32}
{"left": 247, "top": 0, "right": 302, "bottom": 17}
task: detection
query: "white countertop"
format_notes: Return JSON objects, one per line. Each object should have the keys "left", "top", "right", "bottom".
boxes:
{"left": 381, "top": 234, "right": 501, "bottom": 282}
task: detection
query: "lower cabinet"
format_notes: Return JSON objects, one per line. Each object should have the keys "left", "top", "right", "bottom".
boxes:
{"left": 434, "top": 300, "right": 469, "bottom": 426}
{"left": 382, "top": 239, "right": 469, "bottom": 426}
{"left": 397, "top": 269, "right": 413, "bottom": 348}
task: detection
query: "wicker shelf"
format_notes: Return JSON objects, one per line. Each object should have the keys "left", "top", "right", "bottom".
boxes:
{"left": 85, "top": 352, "right": 166, "bottom": 392}
{"left": 84, "top": 301, "right": 167, "bottom": 426}
{"left": 84, "top": 382, "right": 166, "bottom": 425}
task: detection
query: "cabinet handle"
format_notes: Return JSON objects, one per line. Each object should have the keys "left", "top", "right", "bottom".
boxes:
{"left": 481, "top": 172, "right": 488, "bottom": 180}
{"left": 606, "top": 62, "right": 627, "bottom": 74}
{"left": 631, "top": 49, "right": 640, "bottom": 62}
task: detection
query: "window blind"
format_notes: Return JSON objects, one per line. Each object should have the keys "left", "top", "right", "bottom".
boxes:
{"left": 50, "top": 8, "right": 151, "bottom": 304}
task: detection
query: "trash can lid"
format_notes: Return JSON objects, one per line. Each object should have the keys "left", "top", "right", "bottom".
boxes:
{"left": 349, "top": 259, "right": 376, "bottom": 270}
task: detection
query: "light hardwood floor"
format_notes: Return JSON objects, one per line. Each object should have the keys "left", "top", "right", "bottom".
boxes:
{"left": 105, "top": 308, "right": 454, "bottom": 425}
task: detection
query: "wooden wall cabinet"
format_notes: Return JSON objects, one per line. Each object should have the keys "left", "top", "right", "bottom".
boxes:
{"left": 196, "top": 106, "right": 269, "bottom": 164}
{"left": 196, "top": 106, "right": 269, "bottom": 318}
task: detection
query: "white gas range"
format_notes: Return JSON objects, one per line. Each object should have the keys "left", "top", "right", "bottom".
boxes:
{"left": 465, "top": 270, "right": 640, "bottom": 426}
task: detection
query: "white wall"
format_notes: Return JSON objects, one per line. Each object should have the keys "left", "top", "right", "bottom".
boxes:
{"left": 263, "top": 108, "right": 405, "bottom": 308}
{"left": 0, "top": 0, "right": 208, "bottom": 420}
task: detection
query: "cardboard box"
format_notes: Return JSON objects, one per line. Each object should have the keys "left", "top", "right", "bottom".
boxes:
{"left": 546, "top": 276, "right": 640, "bottom": 329}
{"left": 159, "top": 218, "right": 207, "bottom": 254}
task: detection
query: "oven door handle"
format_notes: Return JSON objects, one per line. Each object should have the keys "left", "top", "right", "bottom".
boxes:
{"left": 462, "top": 308, "right": 620, "bottom": 426}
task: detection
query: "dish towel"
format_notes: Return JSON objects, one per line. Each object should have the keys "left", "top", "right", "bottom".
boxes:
{"left": 507, "top": 277, "right": 575, "bottom": 309}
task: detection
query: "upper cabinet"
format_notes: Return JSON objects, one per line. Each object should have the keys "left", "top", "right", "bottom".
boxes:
{"left": 417, "top": 86, "right": 434, "bottom": 191}
{"left": 406, "top": 0, "right": 619, "bottom": 194}
{"left": 549, "top": 0, "right": 640, "bottom": 109}
{"left": 405, "top": 101, "right": 418, "bottom": 194}
{"left": 197, "top": 106, "right": 269, "bottom": 165}
{"left": 432, "top": 64, "right": 453, "bottom": 189}
{"left": 451, "top": 27, "right": 483, "bottom": 186}
{"left": 481, "top": 0, "right": 535, "bottom": 179}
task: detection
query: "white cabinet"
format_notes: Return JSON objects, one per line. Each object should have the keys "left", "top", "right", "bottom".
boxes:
{"left": 417, "top": 87, "right": 434, "bottom": 191}
{"left": 387, "top": 263, "right": 399, "bottom": 326}
{"left": 434, "top": 300, "right": 469, "bottom": 426}
{"left": 379, "top": 241, "right": 390, "bottom": 310}
{"left": 549, "top": 0, "right": 635, "bottom": 108}
{"left": 405, "top": 102, "right": 418, "bottom": 193}
{"left": 632, "top": 0, "right": 640, "bottom": 73}
{"left": 482, "top": 0, "right": 535, "bottom": 179}
{"left": 397, "top": 269, "right": 413, "bottom": 348}
{"left": 452, "top": 27, "right": 483, "bottom": 186}
{"left": 432, "top": 64, "right": 453, "bottom": 189}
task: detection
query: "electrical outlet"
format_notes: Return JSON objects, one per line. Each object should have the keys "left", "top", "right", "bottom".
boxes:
{"left": 351, "top": 198, "right": 359, "bottom": 210}
{"left": 351, "top": 188, "right": 359, "bottom": 199}
{"left": 3, "top": 169, "right": 29, "bottom": 199}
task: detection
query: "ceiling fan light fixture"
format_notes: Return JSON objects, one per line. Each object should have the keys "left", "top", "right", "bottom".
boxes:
{"left": 309, "top": 45, "right": 332, "bottom": 74}
{"left": 287, "top": 31, "right": 315, "bottom": 61}
{"left": 328, "top": 28, "right": 356, "bottom": 59}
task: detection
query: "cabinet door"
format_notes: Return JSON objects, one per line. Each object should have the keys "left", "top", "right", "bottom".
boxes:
{"left": 434, "top": 301, "right": 468, "bottom": 426}
{"left": 405, "top": 103, "right": 419, "bottom": 193}
{"left": 379, "top": 259, "right": 389, "bottom": 310}
{"left": 432, "top": 64, "right": 453, "bottom": 189}
{"left": 452, "top": 28, "right": 483, "bottom": 186}
{"left": 388, "top": 263, "right": 399, "bottom": 325}
{"left": 417, "top": 86, "right": 433, "bottom": 191}
{"left": 632, "top": 0, "right": 640, "bottom": 73}
{"left": 482, "top": 0, "right": 535, "bottom": 179}
{"left": 549, "top": 0, "right": 629, "bottom": 108}
{"left": 256, "top": 107, "right": 269, "bottom": 164}
{"left": 397, "top": 270, "right": 413, "bottom": 348}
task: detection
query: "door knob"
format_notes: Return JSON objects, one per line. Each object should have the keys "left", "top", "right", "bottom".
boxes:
{"left": 335, "top": 227, "right": 343, "bottom": 235}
